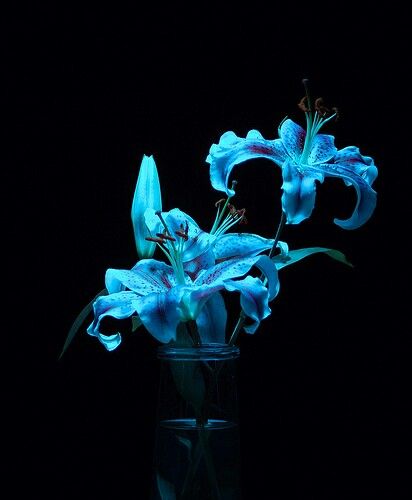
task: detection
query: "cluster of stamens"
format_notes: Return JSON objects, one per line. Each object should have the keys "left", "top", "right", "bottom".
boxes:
{"left": 294, "top": 80, "right": 339, "bottom": 165}
{"left": 228, "top": 203, "right": 248, "bottom": 224}
{"left": 298, "top": 95, "right": 338, "bottom": 118}
{"left": 145, "top": 218, "right": 189, "bottom": 247}
{"left": 175, "top": 222, "right": 189, "bottom": 241}
{"left": 144, "top": 212, "right": 190, "bottom": 285}
{"left": 211, "top": 185, "right": 247, "bottom": 236}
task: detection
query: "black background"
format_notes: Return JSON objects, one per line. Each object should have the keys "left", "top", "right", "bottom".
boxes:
{"left": 10, "top": 3, "right": 410, "bottom": 499}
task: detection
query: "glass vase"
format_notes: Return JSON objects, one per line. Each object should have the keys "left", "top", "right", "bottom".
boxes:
{"left": 151, "top": 343, "right": 241, "bottom": 499}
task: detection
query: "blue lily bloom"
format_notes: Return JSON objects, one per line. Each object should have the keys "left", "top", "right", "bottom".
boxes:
{"left": 87, "top": 208, "right": 279, "bottom": 350}
{"left": 206, "top": 107, "right": 378, "bottom": 229}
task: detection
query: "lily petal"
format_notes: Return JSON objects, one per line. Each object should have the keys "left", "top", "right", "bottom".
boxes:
{"left": 224, "top": 276, "right": 271, "bottom": 334}
{"left": 213, "top": 233, "right": 274, "bottom": 262}
{"left": 87, "top": 291, "right": 138, "bottom": 351}
{"left": 279, "top": 119, "right": 306, "bottom": 163}
{"left": 179, "top": 282, "right": 225, "bottom": 321}
{"left": 195, "top": 292, "right": 227, "bottom": 344}
{"left": 206, "top": 130, "right": 286, "bottom": 196}
{"left": 195, "top": 255, "right": 267, "bottom": 285}
{"left": 252, "top": 254, "right": 280, "bottom": 301}
{"left": 184, "top": 248, "right": 215, "bottom": 281}
{"left": 105, "top": 259, "right": 176, "bottom": 294}
{"left": 318, "top": 149, "right": 378, "bottom": 229}
{"left": 281, "top": 161, "right": 318, "bottom": 224}
{"left": 166, "top": 208, "right": 215, "bottom": 262}
{"left": 308, "top": 134, "right": 337, "bottom": 164}
{"left": 332, "top": 146, "right": 378, "bottom": 185}
{"left": 145, "top": 208, "right": 214, "bottom": 261}
{"left": 134, "top": 287, "right": 186, "bottom": 343}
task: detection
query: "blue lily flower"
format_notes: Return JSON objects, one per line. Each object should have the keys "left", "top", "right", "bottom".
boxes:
{"left": 206, "top": 104, "right": 378, "bottom": 229}
{"left": 87, "top": 208, "right": 279, "bottom": 350}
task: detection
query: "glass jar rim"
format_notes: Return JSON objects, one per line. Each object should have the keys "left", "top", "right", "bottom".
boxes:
{"left": 157, "top": 343, "right": 240, "bottom": 361}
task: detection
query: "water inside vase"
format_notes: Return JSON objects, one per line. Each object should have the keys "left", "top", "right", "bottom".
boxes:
{"left": 153, "top": 418, "right": 241, "bottom": 499}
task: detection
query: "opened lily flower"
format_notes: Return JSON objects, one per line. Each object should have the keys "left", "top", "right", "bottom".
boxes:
{"left": 87, "top": 208, "right": 279, "bottom": 350}
{"left": 206, "top": 95, "right": 378, "bottom": 229}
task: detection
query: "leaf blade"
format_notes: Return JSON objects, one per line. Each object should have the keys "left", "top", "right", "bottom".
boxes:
{"left": 273, "top": 246, "right": 353, "bottom": 270}
{"left": 59, "top": 288, "right": 108, "bottom": 359}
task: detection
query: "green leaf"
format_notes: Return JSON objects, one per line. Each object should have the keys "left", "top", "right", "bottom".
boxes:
{"left": 273, "top": 247, "right": 353, "bottom": 270}
{"left": 156, "top": 471, "right": 176, "bottom": 500}
{"left": 59, "top": 288, "right": 108, "bottom": 359}
{"left": 176, "top": 434, "right": 193, "bottom": 462}
{"left": 131, "top": 316, "right": 143, "bottom": 332}
{"left": 168, "top": 323, "right": 206, "bottom": 413}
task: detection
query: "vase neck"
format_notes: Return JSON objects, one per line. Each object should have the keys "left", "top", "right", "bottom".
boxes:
{"left": 157, "top": 343, "right": 239, "bottom": 361}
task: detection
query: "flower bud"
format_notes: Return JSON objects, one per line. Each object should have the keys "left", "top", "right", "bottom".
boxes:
{"left": 131, "top": 155, "right": 162, "bottom": 259}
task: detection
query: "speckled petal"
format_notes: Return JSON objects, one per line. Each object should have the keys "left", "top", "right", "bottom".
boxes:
{"left": 279, "top": 119, "right": 306, "bottom": 163}
{"left": 195, "top": 255, "right": 263, "bottom": 285}
{"left": 134, "top": 287, "right": 186, "bottom": 343}
{"left": 145, "top": 208, "right": 215, "bottom": 262}
{"left": 87, "top": 291, "right": 138, "bottom": 351}
{"left": 213, "top": 233, "right": 274, "bottom": 262}
{"left": 206, "top": 130, "right": 286, "bottom": 196}
{"left": 308, "top": 134, "right": 337, "bottom": 164}
{"left": 105, "top": 259, "right": 176, "bottom": 294}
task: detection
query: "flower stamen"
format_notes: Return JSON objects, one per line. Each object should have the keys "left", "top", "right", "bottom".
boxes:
{"left": 297, "top": 80, "right": 338, "bottom": 165}
{"left": 145, "top": 236, "right": 166, "bottom": 244}
{"left": 175, "top": 222, "right": 189, "bottom": 241}
{"left": 153, "top": 211, "right": 187, "bottom": 285}
{"left": 210, "top": 179, "right": 239, "bottom": 235}
{"left": 298, "top": 96, "right": 310, "bottom": 113}
{"left": 314, "top": 97, "right": 329, "bottom": 116}
{"left": 156, "top": 232, "right": 176, "bottom": 242}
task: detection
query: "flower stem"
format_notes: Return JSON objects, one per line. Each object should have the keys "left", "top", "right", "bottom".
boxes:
{"left": 198, "top": 425, "right": 222, "bottom": 499}
{"left": 180, "top": 363, "right": 221, "bottom": 499}
{"left": 228, "top": 211, "right": 286, "bottom": 346}
{"left": 187, "top": 319, "right": 202, "bottom": 346}
{"left": 228, "top": 311, "right": 246, "bottom": 347}
{"left": 266, "top": 211, "right": 287, "bottom": 260}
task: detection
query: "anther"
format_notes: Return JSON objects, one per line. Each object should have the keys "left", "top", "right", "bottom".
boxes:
{"left": 145, "top": 236, "right": 165, "bottom": 244}
{"left": 298, "top": 96, "right": 310, "bottom": 113}
{"left": 156, "top": 232, "right": 176, "bottom": 242}
{"left": 175, "top": 230, "right": 189, "bottom": 241}
{"left": 302, "top": 79, "right": 312, "bottom": 112}
{"left": 314, "top": 97, "right": 330, "bottom": 116}
{"left": 234, "top": 208, "right": 247, "bottom": 224}
{"left": 228, "top": 203, "right": 236, "bottom": 215}
{"left": 215, "top": 198, "right": 226, "bottom": 207}
{"left": 155, "top": 211, "right": 174, "bottom": 239}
